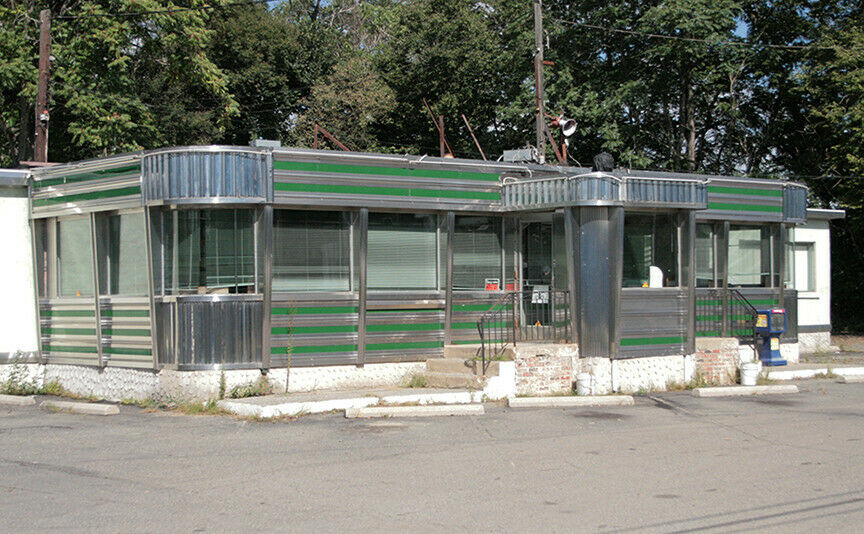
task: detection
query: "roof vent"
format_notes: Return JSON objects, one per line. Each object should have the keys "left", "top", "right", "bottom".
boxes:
{"left": 251, "top": 138, "right": 281, "bottom": 149}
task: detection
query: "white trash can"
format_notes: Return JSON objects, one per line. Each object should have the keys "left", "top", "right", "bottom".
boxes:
{"left": 576, "top": 373, "right": 593, "bottom": 396}
{"left": 740, "top": 362, "right": 761, "bottom": 386}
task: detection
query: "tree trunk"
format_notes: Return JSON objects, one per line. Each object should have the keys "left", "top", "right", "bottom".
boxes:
{"left": 680, "top": 71, "right": 697, "bottom": 171}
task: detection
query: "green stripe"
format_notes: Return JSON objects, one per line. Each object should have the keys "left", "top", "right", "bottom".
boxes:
{"left": 276, "top": 182, "right": 499, "bottom": 201}
{"left": 272, "top": 306, "right": 358, "bottom": 315}
{"left": 41, "top": 309, "right": 94, "bottom": 317}
{"left": 43, "top": 327, "right": 96, "bottom": 335}
{"left": 272, "top": 344, "right": 357, "bottom": 355}
{"left": 696, "top": 315, "right": 722, "bottom": 322}
{"left": 103, "top": 328, "right": 151, "bottom": 337}
{"left": 365, "top": 340, "right": 443, "bottom": 351}
{"left": 104, "top": 347, "right": 152, "bottom": 356}
{"left": 696, "top": 331, "right": 722, "bottom": 337}
{"left": 368, "top": 308, "right": 443, "bottom": 314}
{"left": 367, "top": 323, "right": 443, "bottom": 332}
{"left": 620, "top": 336, "right": 685, "bottom": 347}
{"left": 707, "top": 185, "right": 783, "bottom": 197}
{"left": 274, "top": 160, "right": 499, "bottom": 182}
{"left": 451, "top": 321, "right": 508, "bottom": 330}
{"left": 34, "top": 164, "right": 140, "bottom": 188}
{"left": 101, "top": 309, "right": 149, "bottom": 317}
{"left": 697, "top": 299, "right": 722, "bottom": 306}
{"left": 272, "top": 325, "right": 357, "bottom": 335}
{"left": 33, "top": 186, "right": 141, "bottom": 207}
{"left": 451, "top": 339, "right": 482, "bottom": 345}
{"left": 42, "top": 345, "right": 98, "bottom": 354}
{"left": 731, "top": 328, "right": 755, "bottom": 336}
{"left": 707, "top": 202, "right": 782, "bottom": 213}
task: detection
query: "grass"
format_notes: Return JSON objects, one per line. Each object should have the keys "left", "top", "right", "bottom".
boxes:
{"left": 228, "top": 377, "right": 273, "bottom": 399}
{"left": 405, "top": 374, "right": 428, "bottom": 388}
{"left": 121, "top": 397, "right": 231, "bottom": 416}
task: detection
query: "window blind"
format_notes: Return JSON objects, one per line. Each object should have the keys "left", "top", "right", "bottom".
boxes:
{"left": 273, "top": 210, "right": 351, "bottom": 291}
{"left": 368, "top": 213, "right": 437, "bottom": 290}
{"left": 453, "top": 216, "right": 502, "bottom": 290}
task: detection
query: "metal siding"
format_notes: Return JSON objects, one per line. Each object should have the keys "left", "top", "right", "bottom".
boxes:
{"left": 783, "top": 184, "right": 808, "bottom": 223}
{"left": 450, "top": 292, "right": 508, "bottom": 346}
{"left": 39, "top": 299, "right": 100, "bottom": 366}
{"left": 576, "top": 207, "right": 621, "bottom": 359}
{"left": 700, "top": 179, "right": 784, "bottom": 222}
{"left": 100, "top": 298, "right": 153, "bottom": 369}
{"left": 365, "top": 293, "right": 446, "bottom": 363}
{"left": 30, "top": 158, "right": 142, "bottom": 218}
{"left": 270, "top": 295, "right": 360, "bottom": 367}
{"left": 619, "top": 289, "right": 688, "bottom": 358}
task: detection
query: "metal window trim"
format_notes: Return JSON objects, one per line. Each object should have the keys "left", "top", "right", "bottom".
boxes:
{"left": 89, "top": 213, "right": 104, "bottom": 367}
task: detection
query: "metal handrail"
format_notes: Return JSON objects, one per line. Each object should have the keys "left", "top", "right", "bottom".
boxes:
{"left": 729, "top": 289, "right": 760, "bottom": 360}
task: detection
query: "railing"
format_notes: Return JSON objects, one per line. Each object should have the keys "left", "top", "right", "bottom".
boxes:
{"left": 695, "top": 288, "right": 759, "bottom": 358}
{"left": 476, "top": 289, "right": 570, "bottom": 374}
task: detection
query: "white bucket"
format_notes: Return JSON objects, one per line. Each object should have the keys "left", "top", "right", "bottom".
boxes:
{"left": 576, "top": 373, "right": 593, "bottom": 396}
{"left": 740, "top": 362, "right": 761, "bottom": 386}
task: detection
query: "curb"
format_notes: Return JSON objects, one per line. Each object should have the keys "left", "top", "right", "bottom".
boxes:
{"left": 507, "top": 395, "right": 635, "bottom": 408}
{"left": 345, "top": 404, "right": 485, "bottom": 418}
{"left": 691, "top": 385, "right": 798, "bottom": 397}
{"left": 217, "top": 396, "right": 379, "bottom": 419}
{"left": 0, "top": 394, "right": 36, "bottom": 407}
{"left": 380, "top": 391, "right": 475, "bottom": 406}
{"left": 41, "top": 399, "right": 119, "bottom": 415}
{"left": 840, "top": 376, "right": 864, "bottom": 384}
{"left": 768, "top": 366, "right": 864, "bottom": 381}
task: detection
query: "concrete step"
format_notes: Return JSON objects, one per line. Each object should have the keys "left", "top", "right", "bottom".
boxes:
{"left": 424, "top": 372, "right": 485, "bottom": 390}
{"left": 426, "top": 358, "right": 499, "bottom": 376}
{"left": 443, "top": 344, "right": 513, "bottom": 361}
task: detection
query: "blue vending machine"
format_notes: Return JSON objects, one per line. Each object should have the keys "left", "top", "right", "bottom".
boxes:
{"left": 755, "top": 308, "right": 787, "bottom": 366}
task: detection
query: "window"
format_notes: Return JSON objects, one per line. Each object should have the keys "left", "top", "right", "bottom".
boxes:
{"left": 728, "top": 225, "right": 770, "bottom": 287}
{"left": 33, "top": 219, "right": 48, "bottom": 297}
{"left": 695, "top": 223, "right": 716, "bottom": 288}
{"left": 57, "top": 216, "right": 94, "bottom": 297}
{"left": 273, "top": 210, "right": 351, "bottom": 292}
{"left": 97, "top": 212, "right": 148, "bottom": 295}
{"left": 368, "top": 213, "right": 438, "bottom": 290}
{"left": 792, "top": 243, "right": 815, "bottom": 292}
{"left": 162, "top": 209, "right": 255, "bottom": 294}
{"left": 622, "top": 213, "right": 679, "bottom": 288}
{"left": 453, "top": 216, "right": 502, "bottom": 290}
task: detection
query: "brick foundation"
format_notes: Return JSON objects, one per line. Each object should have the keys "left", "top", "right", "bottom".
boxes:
{"left": 514, "top": 343, "right": 578, "bottom": 396}
{"left": 693, "top": 338, "right": 739, "bottom": 385}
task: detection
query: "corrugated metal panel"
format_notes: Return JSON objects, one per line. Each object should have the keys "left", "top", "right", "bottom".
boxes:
{"left": 40, "top": 299, "right": 100, "bottom": 366}
{"left": 623, "top": 176, "right": 708, "bottom": 207}
{"left": 272, "top": 151, "right": 506, "bottom": 211}
{"left": 365, "top": 293, "right": 445, "bottom": 363}
{"left": 30, "top": 156, "right": 142, "bottom": 218}
{"left": 618, "top": 289, "right": 687, "bottom": 358}
{"left": 270, "top": 295, "right": 360, "bottom": 367}
{"left": 782, "top": 290, "right": 798, "bottom": 343}
{"left": 100, "top": 298, "right": 153, "bottom": 369}
{"left": 783, "top": 184, "right": 808, "bottom": 223}
{"left": 699, "top": 179, "right": 784, "bottom": 222}
{"left": 142, "top": 149, "right": 271, "bottom": 204}
{"left": 450, "top": 292, "right": 508, "bottom": 346}
{"left": 155, "top": 297, "right": 263, "bottom": 368}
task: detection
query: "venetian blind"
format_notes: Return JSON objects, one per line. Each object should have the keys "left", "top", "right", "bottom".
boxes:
{"left": 368, "top": 213, "right": 437, "bottom": 290}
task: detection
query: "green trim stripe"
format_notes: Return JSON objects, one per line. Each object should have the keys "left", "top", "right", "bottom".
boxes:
{"left": 707, "top": 185, "right": 783, "bottom": 197}
{"left": 366, "top": 340, "right": 443, "bottom": 351}
{"left": 41, "top": 309, "right": 94, "bottom": 317}
{"left": 272, "top": 306, "right": 358, "bottom": 315}
{"left": 104, "top": 347, "right": 152, "bottom": 357}
{"left": 368, "top": 308, "right": 443, "bottom": 314}
{"left": 367, "top": 323, "right": 443, "bottom": 332}
{"left": 707, "top": 202, "right": 782, "bottom": 213}
{"left": 451, "top": 321, "right": 507, "bottom": 330}
{"left": 34, "top": 164, "right": 141, "bottom": 188}
{"left": 696, "top": 331, "right": 722, "bottom": 337}
{"left": 696, "top": 315, "right": 722, "bottom": 322}
{"left": 272, "top": 344, "right": 357, "bottom": 355}
{"left": 33, "top": 186, "right": 141, "bottom": 207}
{"left": 620, "top": 336, "right": 685, "bottom": 347}
{"left": 101, "top": 309, "right": 149, "bottom": 317}
{"left": 103, "top": 328, "right": 151, "bottom": 337}
{"left": 272, "top": 325, "right": 357, "bottom": 335}
{"left": 43, "top": 327, "right": 96, "bottom": 335}
{"left": 276, "top": 182, "right": 499, "bottom": 201}
{"left": 274, "top": 160, "right": 499, "bottom": 182}
{"left": 42, "top": 345, "right": 98, "bottom": 354}
{"left": 697, "top": 299, "right": 722, "bottom": 306}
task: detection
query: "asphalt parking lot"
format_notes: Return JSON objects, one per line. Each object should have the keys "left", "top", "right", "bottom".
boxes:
{"left": 2, "top": 379, "right": 864, "bottom": 533}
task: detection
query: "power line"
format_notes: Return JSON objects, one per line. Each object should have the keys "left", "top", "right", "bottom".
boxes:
{"left": 548, "top": 16, "right": 862, "bottom": 52}
{"left": 55, "top": 0, "right": 272, "bottom": 20}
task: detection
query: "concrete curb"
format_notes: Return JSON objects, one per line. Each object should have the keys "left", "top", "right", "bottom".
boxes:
{"left": 217, "top": 397, "right": 379, "bottom": 419}
{"left": 345, "top": 404, "right": 485, "bottom": 418}
{"left": 840, "top": 376, "right": 864, "bottom": 384}
{"left": 691, "top": 385, "right": 799, "bottom": 397}
{"left": 380, "top": 391, "right": 475, "bottom": 406}
{"left": 41, "top": 400, "right": 119, "bottom": 415}
{"left": 507, "top": 395, "right": 635, "bottom": 408}
{"left": 0, "top": 394, "right": 36, "bottom": 406}
{"left": 768, "top": 366, "right": 864, "bottom": 381}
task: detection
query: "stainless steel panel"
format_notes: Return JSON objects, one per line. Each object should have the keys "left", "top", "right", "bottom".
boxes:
{"left": 783, "top": 184, "right": 808, "bottom": 223}
{"left": 358, "top": 208, "right": 368, "bottom": 366}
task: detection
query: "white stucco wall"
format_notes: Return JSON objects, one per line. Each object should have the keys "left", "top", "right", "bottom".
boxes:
{"left": 0, "top": 188, "right": 38, "bottom": 355}
{"left": 793, "top": 219, "right": 832, "bottom": 332}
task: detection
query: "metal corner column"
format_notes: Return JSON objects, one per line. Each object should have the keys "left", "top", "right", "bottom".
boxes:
{"left": 610, "top": 207, "right": 624, "bottom": 359}
{"left": 143, "top": 206, "right": 160, "bottom": 369}
{"left": 357, "top": 208, "right": 368, "bottom": 367}
{"left": 260, "top": 205, "right": 274, "bottom": 370}
{"left": 89, "top": 213, "right": 104, "bottom": 367}
{"left": 28, "top": 196, "right": 44, "bottom": 363}
{"left": 719, "top": 220, "right": 730, "bottom": 337}
{"left": 444, "top": 211, "right": 455, "bottom": 345}
{"left": 685, "top": 211, "right": 697, "bottom": 354}
{"left": 564, "top": 207, "right": 579, "bottom": 345}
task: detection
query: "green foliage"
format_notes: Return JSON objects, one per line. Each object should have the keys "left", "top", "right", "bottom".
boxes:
{"left": 229, "top": 376, "right": 273, "bottom": 398}
{"left": 405, "top": 374, "right": 428, "bottom": 388}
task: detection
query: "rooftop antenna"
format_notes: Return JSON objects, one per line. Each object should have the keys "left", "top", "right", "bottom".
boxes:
{"left": 313, "top": 123, "right": 351, "bottom": 151}
{"left": 422, "top": 98, "right": 453, "bottom": 157}
{"left": 461, "top": 114, "right": 487, "bottom": 161}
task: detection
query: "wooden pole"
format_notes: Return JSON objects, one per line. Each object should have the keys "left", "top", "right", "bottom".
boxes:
{"left": 34, "top": 9, "right": 51, "bottom": 162}
{"left": 461, "top": 114, "right": 487, "bottom": 160}
{"left": 533, "top": 0, "right": 545, "bottom": 164}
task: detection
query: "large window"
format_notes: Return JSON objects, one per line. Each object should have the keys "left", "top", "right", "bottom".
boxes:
{"left": 695, "top": 223, "right": 716, "bottom": 288}
{"left": 57, "top": 217, "right": 95, "bottom": 297}
{"left": 453, "top": 216, "right": 502, "bottom": 290}
{"left": 273, "top": 210, "right": 351, "bottom": 292}
{"left": 791, "top": 242, "right": 815, "bottom": 292}
{"left": 368, "top": 213, "right": 438, "bottom": 290}
{"left": 622, "top": 213, "right": 679, "bottom": 288}
{"left": 728, "top": 225, "right": 770, "bottom": 287}
{"left": 162, "top": 209, "right": 255, "bottom": 294}
{"left": 97, "top": 212, "right": 148, "bottom": 295}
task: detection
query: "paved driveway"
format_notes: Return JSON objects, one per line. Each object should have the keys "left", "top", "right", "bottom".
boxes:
{"left": 2, "top": 380, "right": 864, "bottom": 533}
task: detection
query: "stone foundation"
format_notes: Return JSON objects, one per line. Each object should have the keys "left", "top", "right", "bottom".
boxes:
{"left": 612, "top": 355, "right": 689, "bottom": 393}
{"left": 799, "top": 332, "right": 834, "bottom": 354}
{"left": 514, "top": 343, "right": 578, "bottom": 396}
{"left": 286, "top": 362, "right": 425, "bottom": 393}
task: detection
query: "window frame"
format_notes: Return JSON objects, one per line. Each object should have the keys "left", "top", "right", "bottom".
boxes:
{"left": 95, "top": 209, "right": 149, "bottom": 297}
{"left": 366, "top": 211, "right": 444, "bottom": 292}
{"left": 621, "top": 211, "right": 682, "bottom": 289}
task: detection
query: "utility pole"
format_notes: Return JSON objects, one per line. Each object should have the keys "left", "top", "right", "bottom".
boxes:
{"left": 439, "top": 115, "right": 445, "bottom": 157}
{"left": 34, "top": 9, "right": 51, "bottom": 162}
{"left": 533, "top": 0, "right": 545, "bottom": 164}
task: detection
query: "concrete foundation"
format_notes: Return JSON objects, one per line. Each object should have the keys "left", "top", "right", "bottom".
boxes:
{"left": 798, "top": 332, "right": 835, "bottom": 354}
